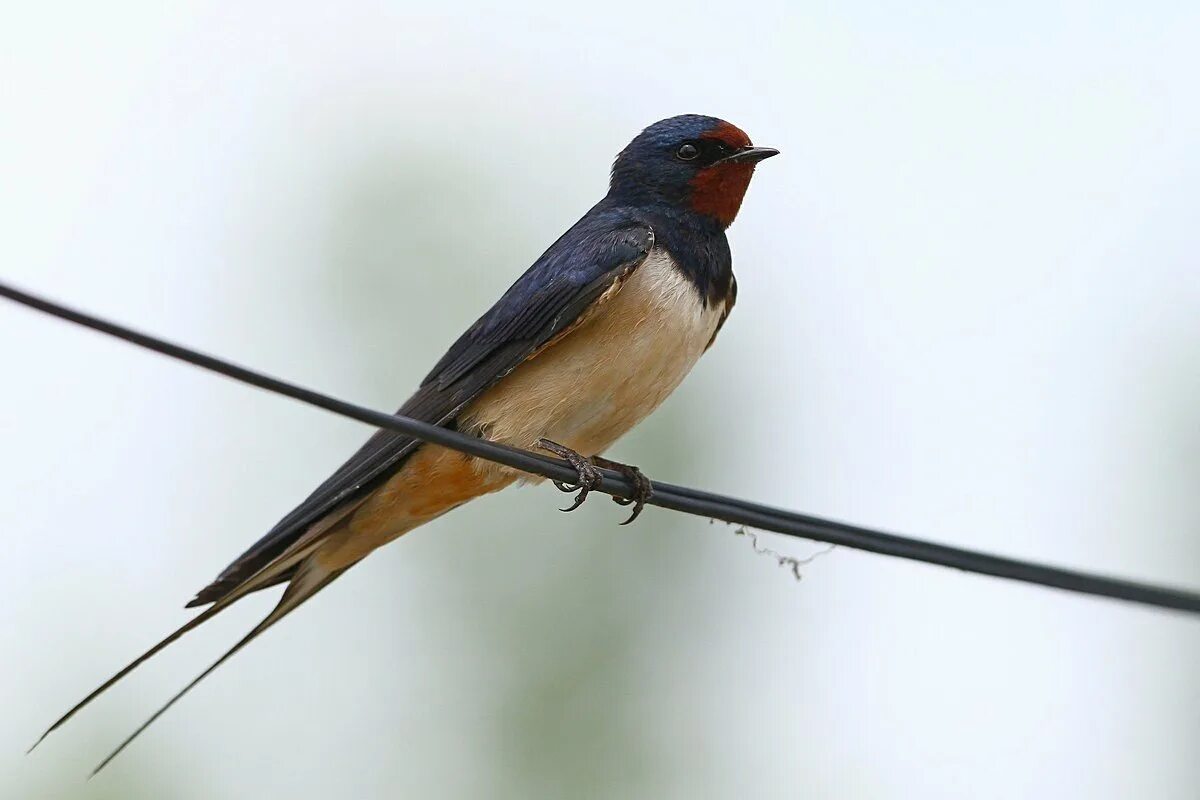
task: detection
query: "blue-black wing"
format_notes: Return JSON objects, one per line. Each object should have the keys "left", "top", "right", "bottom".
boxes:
{"left": 188, "top": 208, "right": 652, "bottom": 606}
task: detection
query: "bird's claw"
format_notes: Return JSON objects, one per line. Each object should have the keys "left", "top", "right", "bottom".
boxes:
{"left": 537, "top": 438, "right": 602, "bottom": 512}
{"left": 590, "top": 456, "right": 653, "bottom": 525}
{"left": 536, "top": 439, "right": 653, "bottom": 523}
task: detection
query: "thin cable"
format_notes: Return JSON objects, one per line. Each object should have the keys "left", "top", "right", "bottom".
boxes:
{"left": 3, "top": 279, "right": 1199, "bottom": 616}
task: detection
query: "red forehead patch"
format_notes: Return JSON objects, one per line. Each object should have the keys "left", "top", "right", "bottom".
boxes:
{"left": 699, "top": 121, "right": 752, "bottom": 149}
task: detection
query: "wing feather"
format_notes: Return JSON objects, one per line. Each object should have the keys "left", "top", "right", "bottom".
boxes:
{"left": 187, "top": 212, "right": 653, "bottom": 606}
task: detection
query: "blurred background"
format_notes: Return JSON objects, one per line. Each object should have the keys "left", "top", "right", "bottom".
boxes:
{"left": 2, "top": 3, "right": 1198, "bottom": 798}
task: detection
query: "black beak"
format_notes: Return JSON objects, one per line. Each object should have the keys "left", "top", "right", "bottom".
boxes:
{"left": 719, "top": 146, "right": 780, "bottom": 165}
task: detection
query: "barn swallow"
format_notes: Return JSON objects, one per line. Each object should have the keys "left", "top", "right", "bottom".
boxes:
{"left": 34, "top": 114, "right": 778, "bottom": 771}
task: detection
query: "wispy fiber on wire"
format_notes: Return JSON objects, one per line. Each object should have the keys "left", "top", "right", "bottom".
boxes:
{"left": 2, "top": 280, "right": 1198, "bottom": 616}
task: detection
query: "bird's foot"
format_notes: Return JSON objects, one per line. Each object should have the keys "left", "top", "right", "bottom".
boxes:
{"left": 536, "top": 439, "right": 653, "bottom": 523}
{"left": 537, "top": 438, "right": 602, "bottom": 512}
{"left": 590, "top": 455, "right": 653, "bottom": 525}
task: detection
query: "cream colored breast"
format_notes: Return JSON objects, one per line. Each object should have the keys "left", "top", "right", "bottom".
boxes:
{"left": 460, "top": 248, "right": 726, "bottom": 472}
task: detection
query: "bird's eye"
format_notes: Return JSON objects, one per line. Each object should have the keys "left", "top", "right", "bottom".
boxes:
{"left": 676, "top": 142, "right": 700, "bottom": 161}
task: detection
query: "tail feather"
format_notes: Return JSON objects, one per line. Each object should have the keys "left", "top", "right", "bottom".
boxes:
{"left": 28, "top": 596, "right": 237, "bottom": 753}
{"left": 31, "top": 531, "right": 332, "bottom": 754}
{"left": 185, "top": 566, "right": 295, "bottom": 608}
{"left": 89, "top": 559, "right": 349, "bottom": 777}
{"left": 186, "top": 498, "right": 364, "bottom": 608}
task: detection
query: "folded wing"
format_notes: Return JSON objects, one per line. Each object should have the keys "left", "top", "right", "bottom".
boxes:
{"left": 188, "top": 212, "right": 652, "bottom": 606}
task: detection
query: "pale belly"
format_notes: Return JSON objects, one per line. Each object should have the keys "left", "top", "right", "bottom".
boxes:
{"left": 459, "top": 247, "right": 726, "bottom": 472}
{"left": 318, "top": 248, "right": 726, "bottom": 567}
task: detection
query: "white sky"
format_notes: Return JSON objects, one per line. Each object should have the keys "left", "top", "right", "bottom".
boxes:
{"left": 2, "top": 3, "right": 1198, "bottom": 798}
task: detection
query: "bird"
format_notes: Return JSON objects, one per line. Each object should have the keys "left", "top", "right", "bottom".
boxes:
{"left": 32, "top": 113, "right": 778, "bottom": 773}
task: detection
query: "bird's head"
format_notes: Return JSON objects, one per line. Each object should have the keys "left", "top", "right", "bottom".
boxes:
{"left": 609, "top": 114, "right": 778, "bottom": 229}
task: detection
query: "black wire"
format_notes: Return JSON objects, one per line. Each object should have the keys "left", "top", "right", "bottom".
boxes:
{"left": 3, "top": 279, "right": 1199, "bottom": 616}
